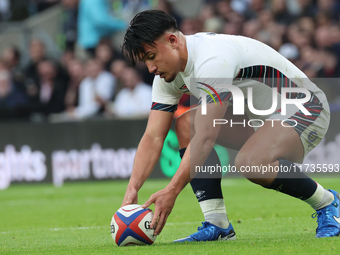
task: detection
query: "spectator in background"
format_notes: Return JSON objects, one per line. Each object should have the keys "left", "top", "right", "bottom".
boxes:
{"left": 24, "top": 39, "right": 47, "bottom": 94}
{"left": 69, "top": 59, "right": 116, "bottom": 119}
{"left": 110, "top": 59, "right": 127, "bottom": 98}
{"left": 271, "top": 0, "right": 294, "bottom": 25}
{"left": 317, "top": 0, "right": 340, "bottom": 21}
{"left": 199, "top": 2, "right": 217, "bottom": 22}
{"left": 95, "top": 40, "right": 123, "bottom": 71}
{"left": 253, "top": 10, "right": 285, "bottom": 50}
{"left": 315, "top": 26, "right": 335, "bottom": 49}
{"left": 243, "top": 19, "right": 260, "bottom": 38}
{"left": 287, "top": 23, "right": 311, "bottom": 49}
{"left": 279, "top": 43, "right": 300, "bottom": 65}
{"left": 297, "top": 46, "right": 323, "bottom": 78}
{"left": 316, "top": 10, "right": 332, "bottom": 27}
{"left": 0, "top": 68, "right": 29, "bottom": 119}
{"left": 298, "top": 16, "right": 315, "bottom": 38}
{"left": 1, "top": 46, "right": 25, "bottom": 87}
{"left": 107, "top": 67, "right": 151, "bottom": 118}
{"left": 61, "top": 0, "right": 79, "bottom": 52}
{"left": 77, "top": 0, "right": 127, "bottom": 56}
{"left": 294, "top": 0, "right": 318, "bottom": 17}
{"left": 24, "top": 39, "right": 70, "bottom": 101}
{"left": 64, "top": 59, "right": 84, "bottom": 112}
{"left": 29, "top": 60, "right": 68, "bottom": 115}
{"left": 110, "top": 59, "right": 127, "bottom": 82}
{"left": 180, "top": 18, "right": 202, "bottom": 35}
{"left": 60, "top": 48, "right": 75, "bottom": 68}
{"left": 204, "top": 16, "right": 224, "bottom": 33}
{"left": 245, "top": 0, "right": 266, "bottom": 20}
{"left": 156, "top": 0, "right": 182, "bottom": 28}
{"left": 317, "top": 48, "right": 340, "bottom": 78}
{"left": 2, "top": 46, "right": 20, "bottom": 74}
{"left": 216, "top": 0, "right": 232, "bottom": 21}
{"left": 222, "top": 12, "right": 244, "bottom": 35}
{"left": 314, "top": 25, "right": 340, "bottom": 58}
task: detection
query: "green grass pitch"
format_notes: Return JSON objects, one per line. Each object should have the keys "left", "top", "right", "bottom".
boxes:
{"left": 1, "top": 178, "right": 340, "bottom": 255}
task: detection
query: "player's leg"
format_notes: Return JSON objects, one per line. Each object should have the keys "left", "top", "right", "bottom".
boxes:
{"left": 174, "top": 107, "right": 254, "bottom": 242}
{"left": 176, "top": 108, "right": 228, "bottom": 229}
{"left": 234, "top": 110, "right": 339, "bottom": 237}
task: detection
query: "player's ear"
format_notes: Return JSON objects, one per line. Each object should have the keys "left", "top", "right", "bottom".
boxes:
{"left": 168, "top": 33, "right": 178, "bottom": 49}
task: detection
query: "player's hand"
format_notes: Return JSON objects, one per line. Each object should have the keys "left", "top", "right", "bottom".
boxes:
{"left": 121, "top": 187, "right": 138, "bottom": 207}
{"left": 142, "top": 187, "right": 177, "bottom": 236}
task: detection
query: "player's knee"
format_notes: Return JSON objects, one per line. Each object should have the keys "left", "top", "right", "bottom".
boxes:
{"left": 235, "top": 152, "right": 267, "bottom": 179}
{"left": 235, "top": 152, "right": 259, "bottom": 170}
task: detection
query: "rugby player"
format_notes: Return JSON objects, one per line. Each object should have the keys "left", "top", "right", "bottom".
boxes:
{"left": 121, "top": 10, "right": 340, "bottom": 241}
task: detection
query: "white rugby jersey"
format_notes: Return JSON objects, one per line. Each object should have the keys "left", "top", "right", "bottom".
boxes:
{"left": 151, "top": 33, "right": 327, "bottom": 114}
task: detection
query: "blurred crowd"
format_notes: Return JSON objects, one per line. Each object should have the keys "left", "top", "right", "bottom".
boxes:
{"left": 1, "top": 0, "right": 340, "bottom": 122}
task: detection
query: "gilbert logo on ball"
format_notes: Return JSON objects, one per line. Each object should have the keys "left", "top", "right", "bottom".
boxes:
{"left": 111, "top": 204, "right": 156, "bottom": 246}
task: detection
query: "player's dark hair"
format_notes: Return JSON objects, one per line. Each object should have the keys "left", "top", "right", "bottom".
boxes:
{"left": 122, "top": 10, "right": 178, "bottom": 66}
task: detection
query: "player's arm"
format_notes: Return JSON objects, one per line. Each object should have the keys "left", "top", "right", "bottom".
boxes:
{"left": 121, "top": 108, "right": 174, "bottom": 206}
{"left": 143, "top": 102, "right": 228, "bottom": 235}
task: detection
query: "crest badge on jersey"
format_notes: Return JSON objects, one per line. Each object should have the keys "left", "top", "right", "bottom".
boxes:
{"left": 180, "top": 84, "right": 189, "bottom": 93}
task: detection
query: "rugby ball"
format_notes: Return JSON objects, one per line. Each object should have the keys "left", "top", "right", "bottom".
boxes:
{"left": 110, "top": 204, "right": 156, "bottom": 246}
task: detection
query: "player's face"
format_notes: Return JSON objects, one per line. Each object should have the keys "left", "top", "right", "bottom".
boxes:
{"left": 141, "top": 34, "right": 182, "bottom": 83}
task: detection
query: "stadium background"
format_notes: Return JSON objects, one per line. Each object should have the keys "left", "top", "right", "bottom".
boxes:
{"left": 0, "top": 0, "right": 340, "bottom": 189}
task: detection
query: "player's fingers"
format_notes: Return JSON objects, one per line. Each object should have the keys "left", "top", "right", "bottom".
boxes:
{"left": 150, "top": 208, "right": 160, "bottom": 231}
{"left": 154, "top": 213, "right": 167, "bottom": 236}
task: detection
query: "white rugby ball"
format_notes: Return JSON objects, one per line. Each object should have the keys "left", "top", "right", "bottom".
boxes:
{"left": 110, "top": 204, "right": 156, "bottom": 246}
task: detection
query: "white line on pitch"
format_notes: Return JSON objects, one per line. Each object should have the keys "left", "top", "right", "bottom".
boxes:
{"left": 0, "top": 222, "right": 200, "bottom": 235}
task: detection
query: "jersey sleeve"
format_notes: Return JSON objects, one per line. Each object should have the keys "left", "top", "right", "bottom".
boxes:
{"left": 151, "top": 75, "right": 183, "bottom": 112}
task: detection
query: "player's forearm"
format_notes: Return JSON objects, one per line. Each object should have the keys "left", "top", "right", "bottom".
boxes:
{"left": 127, "top": 133, "right": 164, "bottom": 191}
